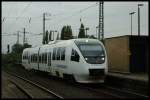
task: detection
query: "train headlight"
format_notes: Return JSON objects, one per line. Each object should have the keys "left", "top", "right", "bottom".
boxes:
{"left": 85, "top": 58, "right": 88, "bottom": 60}
{"left": 101, "top": 57, "right": 105, "bottom": 60}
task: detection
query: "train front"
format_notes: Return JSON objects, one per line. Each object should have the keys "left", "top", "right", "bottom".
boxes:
{"left": 74, "top": 39, "right": 108, "bottom": 83}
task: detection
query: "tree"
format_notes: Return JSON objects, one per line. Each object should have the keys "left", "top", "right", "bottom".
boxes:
{"left": 78, "top": 23, "right": 85, "bottom": 38}
{"left": 49, "top": 31, "right": 52, "bottom": 41}
{"left": 42, "top": 34, "right": 45, "bottom": 44}
{"left": 23, "top": 43, "right": 32, "bottom": 49}
{"left": 64, "top": 25, "right": 73, "bottom": 40}
{"left": 61, "top": 25, "right": 73, "bottom": 40}
{"left": 45, "top": 30, "right": 49, "bottom": 44}
{"left": 12, "top": 44, "right": 24, "bottom": 54}
{"left": 61, "top": 26, "right": 66, "bottom": 40}
{"left": 7, "top": 44, "right": 10, "bottom": 54}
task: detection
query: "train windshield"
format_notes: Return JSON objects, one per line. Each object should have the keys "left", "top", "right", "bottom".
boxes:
{"left": 76, "top": 42, "right": 105, "bottom": 64}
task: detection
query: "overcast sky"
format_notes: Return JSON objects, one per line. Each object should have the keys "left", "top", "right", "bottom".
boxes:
{"left": 2, "top": 1, "right": 148, "bottom": 54}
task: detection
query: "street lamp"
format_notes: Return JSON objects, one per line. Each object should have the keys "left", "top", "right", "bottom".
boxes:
{"left": 129, "top": 12, "right": 136, "bottom": 36}
{"left": 138, "top": 4, "right": 144, "bottom": 36}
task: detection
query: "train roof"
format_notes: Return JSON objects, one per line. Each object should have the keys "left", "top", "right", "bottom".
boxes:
{"left": 23, "top": 38, "right": 101, "bottom": 52}
{"left": 48, "top": 38, "right": 101, "bottom": 44}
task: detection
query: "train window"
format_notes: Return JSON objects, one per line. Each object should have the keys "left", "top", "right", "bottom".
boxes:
{"left": 35, "top": 54, "right": 37, "bottom": 63}
{"left": 39, "top": 54, "right": 41, "bottom": 63}
{"left": 42, "top": 53, "right": 45, "bottom": 63}
{"left": 48, "top": 52, "right": 51, "bottom": 66}
{"left": 41, "top": 53, "right": 44, "bottom": 63}
{"left": 31, "top": 55, "right": 32, "bottom": 62}
{"left": 33, "top": 54, "right": 34, "bottom": 62}
{"left": 53, "top": 48, "right": 56, "bottom": 60}
{"left": 45, "top": 53, "right": 47, "bottom": 63}
{"left": 57, "top": 48, "right": 60, "bottom": 60}
{"left": 30, "top": 55, "right": 32, "bottom": 62}
{"left": 61, "top": 47, "right": 65, "bottom": 60}
{"left": 40, "top": 54, "right": 42, "bottom": 63}
{"left": 33, "top": 54, "right": 35, "bottom": 62}
{"left": 26, "top": 54, "right": 28, "bottom": 59}
{"left": 71, "top": 49, "right": 80, "bottom": 62}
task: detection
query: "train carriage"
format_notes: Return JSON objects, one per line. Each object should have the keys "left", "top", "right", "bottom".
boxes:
{"left": 22, "top": 39, "right": 108, "bottom": 83}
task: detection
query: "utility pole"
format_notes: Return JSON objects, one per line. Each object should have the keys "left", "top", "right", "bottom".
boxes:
{"left": 43, "top": 13, "right": 45, "bottom": 44}
{"left": 98, "top": 1, "right": 104, "bottom": 41}
{"left": 138, "top": 4, "right": 144, "bottom": 36}
{"left": 129, "top": 12, "right": 136, "bottom": 36}
{"left": 7, "top": 44, "right": 10, "bottom": 54}
{"left": 17, "top": 31, "right": 19, "bottom": 44}
{"left": 43, "top": 13, "right": 51, "bottom": 44}
{"left": 23, "top": 28, "right": 25, "bottom": 45}
{"left": 18, "top": 28, "right": 29, "bottom": 45}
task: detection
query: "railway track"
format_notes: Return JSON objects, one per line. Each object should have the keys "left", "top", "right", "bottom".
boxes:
{"left": 3, "top": 65, "right": 148, "bottom": 98}
{"left": 73, "top": 83, "right": 148, "bottom": 98}
{"left": 4, "top": 71, "right": 64, "bottom": 99}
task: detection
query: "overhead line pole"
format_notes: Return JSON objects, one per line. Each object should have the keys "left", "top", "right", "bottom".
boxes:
{"left": 43, "top": 13, "right": 46, "bottom": 44}
{"left": 17, "top": 31, "right": 19, "bottom": 44}
{"left": 98, "top": 1, "right": 104, "bottom": 41}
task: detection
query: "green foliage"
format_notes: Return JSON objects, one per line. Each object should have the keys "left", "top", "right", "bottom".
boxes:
{"left": 78, "top": 23, "right": 85, "bottom": 38}
{"left": 42, "top": 33, "right": 45, "bottom": 44}
{"left": 61, "top": 25, "right": 73, "bottom": 40}
{"left": 45, "top": 30, "right": 49, "bottom": 44}
{"left": 23, "top": 43, "right": 32, "bottom": 49}
{"left": 10, "top": 43, "right": 32, "bottom": 63}
{"left": 12, "top": 44, "right": 24, "bottom": 54}
{"left": 7, "top": 44, "right": 10, "bottom": 53}
{"left": 61, "top": 26, "right": 66, "bottom": 40}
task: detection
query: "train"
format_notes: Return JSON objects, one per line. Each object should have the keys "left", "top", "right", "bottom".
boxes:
{"left": 22, "top": 39, "right": 108, "bottom": 83}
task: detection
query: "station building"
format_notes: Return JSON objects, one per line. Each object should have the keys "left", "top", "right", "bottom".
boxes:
{"left": 104, "top": 35, "right": 149, "bottom": 74}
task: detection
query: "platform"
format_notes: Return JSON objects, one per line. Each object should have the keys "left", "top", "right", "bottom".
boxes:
{"left": 107, "top": 72, "right": 148, "bottom": 82}
{"left": 105, "top": 72, "right": 149, "bottom": 95}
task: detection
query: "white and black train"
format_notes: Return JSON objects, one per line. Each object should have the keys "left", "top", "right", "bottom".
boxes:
{"left": 22, "top": 39, "right": 108, "bottom": 83}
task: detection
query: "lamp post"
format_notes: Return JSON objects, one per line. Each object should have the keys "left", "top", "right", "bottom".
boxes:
{"left": 129, "top": 12, "right": 136, "bottom": 36}
{"left": 138, "top": 4, "right": 144, "bottom": 36}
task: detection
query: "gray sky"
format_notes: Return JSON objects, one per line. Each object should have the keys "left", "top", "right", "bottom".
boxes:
{"left": 2, "top": 1, "right": 148, "bottom": 54}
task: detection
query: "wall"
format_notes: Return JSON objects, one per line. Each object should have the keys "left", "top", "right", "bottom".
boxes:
{"left": 104, "top": 36, "right": 130, "bottom": 73}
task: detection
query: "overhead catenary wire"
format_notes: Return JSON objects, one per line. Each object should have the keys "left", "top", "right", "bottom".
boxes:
{"left": 3, "top": 2, "right": 98, "bottom": 38}
{"left": 6, "top": 2, "right": 32, "bottom": 33}
{"left": 50, "top": 3, "right": 98, "bottom": 26}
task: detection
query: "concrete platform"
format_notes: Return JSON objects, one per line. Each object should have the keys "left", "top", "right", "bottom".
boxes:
{"left": 107, "top": 72, "right": 148, "bottom": 82}
{"left": 105, "top": 72, "right": 149, "bottom": 95}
